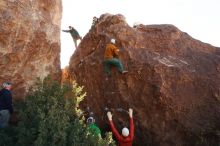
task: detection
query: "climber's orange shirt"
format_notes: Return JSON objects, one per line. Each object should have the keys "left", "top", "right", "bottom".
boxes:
{"left": 104, "top": 43, "right": 119, "bottom": 59}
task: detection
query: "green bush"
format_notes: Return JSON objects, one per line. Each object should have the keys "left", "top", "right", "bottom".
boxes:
{"left": 0, "top": 79, "right": 115, "bottom": 146}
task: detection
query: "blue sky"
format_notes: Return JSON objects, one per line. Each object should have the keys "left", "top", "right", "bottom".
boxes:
{"left": 60, "top": 0, "right": 220, "bottom": 68}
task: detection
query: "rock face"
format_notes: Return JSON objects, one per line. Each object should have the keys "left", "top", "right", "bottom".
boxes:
{"left": 0, "top": 0, "right": 62, "bottom": 99}
{"left": 69, "top": 14, "right": 220, "bottom": 146}
{"left": 61, "top": 67, "right": 72, "bottom": 84}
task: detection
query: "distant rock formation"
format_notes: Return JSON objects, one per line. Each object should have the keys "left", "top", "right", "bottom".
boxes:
{"left": 0, "top": 0, "right": 62, "bottom": 99}
{"left": 69, "top": 14, "right": 220, "bottom": 146}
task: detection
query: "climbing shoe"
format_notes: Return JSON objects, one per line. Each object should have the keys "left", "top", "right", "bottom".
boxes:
{"left": 122, "top": 70, "right": 128, "bottom": 74}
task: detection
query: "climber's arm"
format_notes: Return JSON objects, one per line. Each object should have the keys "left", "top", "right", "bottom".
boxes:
{"left": 129, "top": 108, "right": 134, "bottom": 140}
{"left": 107, "top": 112, "right": 123, "bottom": 141}
{"left": 109, "top": 120, "right": 123, "bottom": 141}
{"left": 112, "top": 46, "right": 119, "bottom": 58}
{"left": 62, "top": 30, "right": 70, "bottom": 32}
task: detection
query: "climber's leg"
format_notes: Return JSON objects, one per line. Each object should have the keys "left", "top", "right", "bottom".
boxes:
{"left": 0, "top": 110, "right": 10, "bottom": 128}
{"left": 103, "top": 60, "right": 111, "bottom": 75}
{"left": 73, "top": 39, "right": 77, "bottom": 49}
{"left": 110, "top": 58, "right": 124, "bottom": 73}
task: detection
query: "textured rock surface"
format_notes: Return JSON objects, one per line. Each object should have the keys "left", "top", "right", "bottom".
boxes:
{"left": 69, "top": 14, "right": 220, "bottom": 146}
{"left": 0, "top": 0, "right": 62, "bottom": 99}
{"left": 61, "top": 67, "right": 72, "bottom": 84}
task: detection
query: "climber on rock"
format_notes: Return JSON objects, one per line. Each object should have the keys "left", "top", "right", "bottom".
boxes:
{"left": 62, "top": 26, "right": 82, "bottom": 49}
{"left": 87, "top": 116, "right": 102, "bottom": 138}
{"left": 103, "top": 38, "right": 128, "bottom": 75}
{"left": 92, "top": 16, "right": 99, "bottom": 27}
{"left": 107, "top": 108, "right": 134, "bottom": 146}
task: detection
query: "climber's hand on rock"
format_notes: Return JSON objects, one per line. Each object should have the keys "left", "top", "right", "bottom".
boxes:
{"left": 129, "top": 108, "right": 133, "bottom": 118}
{"left": 107, "top": 112, "right": 112, "bottom": 121}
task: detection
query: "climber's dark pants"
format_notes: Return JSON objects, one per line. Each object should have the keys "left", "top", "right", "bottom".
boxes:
{"left": 104, "top": 58, "right": 124, "bottom": 75}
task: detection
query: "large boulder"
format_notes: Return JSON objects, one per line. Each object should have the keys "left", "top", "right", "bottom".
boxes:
{"left": 0, "top": 0, "right": 62, "bottom": 99}
{"left": 69, "top": 14, "right": 220, "bottom": 146}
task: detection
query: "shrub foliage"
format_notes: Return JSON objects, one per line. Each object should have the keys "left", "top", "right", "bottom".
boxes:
{"left": 0, "top": 79, "right": 115, "bottom": 146}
